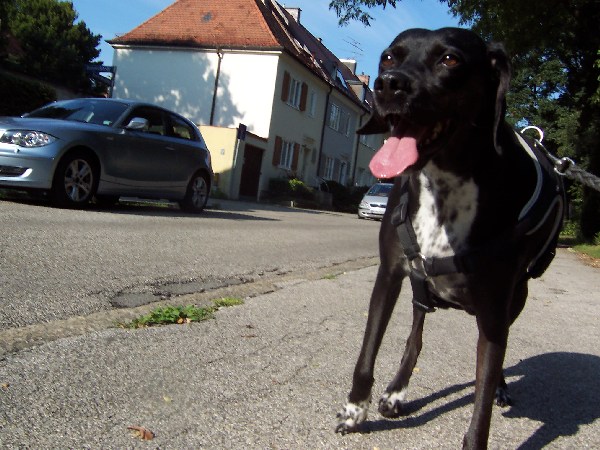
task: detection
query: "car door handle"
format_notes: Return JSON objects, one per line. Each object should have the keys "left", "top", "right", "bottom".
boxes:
{"left": 166, "top": 146, "right": 176, "bottom": 151}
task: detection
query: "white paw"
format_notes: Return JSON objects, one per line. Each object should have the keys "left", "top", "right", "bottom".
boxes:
{"left": 335, "top": 399, "right": 370, "bottom": 434}
{"left": 378, "top": 389, "right": 408, "bottom": 417}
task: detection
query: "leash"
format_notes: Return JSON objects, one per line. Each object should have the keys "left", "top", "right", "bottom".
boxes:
{"left": 521, "top": 126, "right": 600, "bottom": 193}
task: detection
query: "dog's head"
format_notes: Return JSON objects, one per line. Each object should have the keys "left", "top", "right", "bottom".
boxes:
{"left": 361, "top": 27, "right": 511, "bottom": 178}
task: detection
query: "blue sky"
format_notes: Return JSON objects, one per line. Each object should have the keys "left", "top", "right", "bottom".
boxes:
{"left": 70, "top": 0, "right": 460, "bottom": 88}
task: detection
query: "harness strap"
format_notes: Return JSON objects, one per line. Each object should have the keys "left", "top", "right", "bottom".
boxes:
{"left": 391, "top": 176, "right": 519, "bottom": 313}
{"left": 392, "top": 136, "right": 564, "bottom": 313}
{"left": 392, "top": 177, "right": 439, "bottom": 313}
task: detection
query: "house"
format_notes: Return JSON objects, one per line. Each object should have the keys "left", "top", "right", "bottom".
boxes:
{"left": 108, "top": 0, "right": 383, "bottom": 200}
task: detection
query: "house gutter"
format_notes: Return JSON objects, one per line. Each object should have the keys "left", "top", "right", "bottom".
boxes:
{"left": 210, "top": 49, "right": 224, "bottom": 126}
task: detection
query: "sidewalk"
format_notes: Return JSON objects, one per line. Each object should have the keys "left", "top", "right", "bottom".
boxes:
{"left": 0, "top": 249, "right": 598, "bottom": 449}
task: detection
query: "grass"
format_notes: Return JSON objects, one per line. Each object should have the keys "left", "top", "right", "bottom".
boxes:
{"left": 573, "top": 244, "right": 600, "bottom": 259}
{"left": 322, "top": 273, "right": 339, "bottom": 280}
{"left": 121, "top": 297, "right": 244, "bottom": 329}
{"left": 560, "top": 221, "right": 600, "bottom": 261}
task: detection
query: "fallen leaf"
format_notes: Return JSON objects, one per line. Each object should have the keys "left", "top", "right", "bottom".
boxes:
{"left": 127, "top": 425, "right": 155, "bottom": 440}
{"left": 1, "top": 382, "right": 9, "bottom": 389}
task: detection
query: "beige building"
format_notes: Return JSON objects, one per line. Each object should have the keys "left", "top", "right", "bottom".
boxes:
{"left": 109, "top": 0, "right": 384, "bottom": 200}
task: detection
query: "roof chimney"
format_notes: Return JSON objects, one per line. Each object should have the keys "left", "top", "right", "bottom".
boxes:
{"left": 285, "top": 7, "right": 301, "bottom": 23}
{"left": 358, "top": 73, "right": 370, "bottom": 86}
{"left": 340, "top": 59, "right": 357, "bottom": 75}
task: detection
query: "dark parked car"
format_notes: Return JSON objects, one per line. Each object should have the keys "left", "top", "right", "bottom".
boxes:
{"left": 0, "top": 98, "right": 213, "bottom": 211}
{"left": 358, "top": 182, "right": 393, "bottom": 219}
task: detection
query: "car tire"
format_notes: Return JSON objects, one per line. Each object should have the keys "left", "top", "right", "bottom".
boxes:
{"left": 180, "top": 171, "right": 209, "bottom": 213}
{"left": 51, "top": 150, "right": 99, "bottom": 208}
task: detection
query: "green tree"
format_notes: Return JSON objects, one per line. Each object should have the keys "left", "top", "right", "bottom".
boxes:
{"left": 330, "top": 0, "right": 600, "bottom": 239}
{"left": 5, "top": 0, "right": 101, "bottom": 90}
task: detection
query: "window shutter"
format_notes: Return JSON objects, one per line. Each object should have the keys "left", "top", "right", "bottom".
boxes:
{"left": 273, "top": 136, "right": 283, "bottom": 166}
{"left": 281, "top": 71, "right": 290, "bottom": 102}
{"left": 299, "top": 83, "right": 308, "bottom": 111}
{"left": 333, "top": 159, "right": 341, "bottom": 182}
{"left": 318, "top": 154, "right": 325, "bottom": 177}
{"left": 292, "top": 143, "right": 300, "bottom": 170}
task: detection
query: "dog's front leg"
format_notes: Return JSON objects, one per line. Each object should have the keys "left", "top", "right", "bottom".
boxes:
{"left": 336, "top": 265, "right": 404, "bottom": 433}
{"left": 463, "top": 314, "right": 509, "bottom": 450}
{"left": 379, "top": 305, "right": 426, "bottom": 417}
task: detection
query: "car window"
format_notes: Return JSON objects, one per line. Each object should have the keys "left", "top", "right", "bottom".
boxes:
{"left": 169, "top": 113, "right": 196, "bottom": 141}
{"left": 368, "top": 184, "right": 393, "bottom": 196}
{"left": 27, "top": 99, "right": 129, "bottom": 126}
{"left": 124, "top": 107, "right": 167, "bottom": 135}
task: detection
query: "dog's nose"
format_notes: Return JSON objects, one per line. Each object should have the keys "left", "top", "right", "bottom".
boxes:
{"left": 374, "top": 72, "right": 412, "bottom": 96}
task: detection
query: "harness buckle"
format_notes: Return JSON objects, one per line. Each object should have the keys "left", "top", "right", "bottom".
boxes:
{"left": 409, "top": 253, "right": 429, "bottom": 277}
{"left": 554, "top": 157, "right": 574, "bottom": 175}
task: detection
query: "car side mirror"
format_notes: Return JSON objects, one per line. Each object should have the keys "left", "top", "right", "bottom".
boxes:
{"left": 125, "top": 117, "right": 149, "bottom": 131}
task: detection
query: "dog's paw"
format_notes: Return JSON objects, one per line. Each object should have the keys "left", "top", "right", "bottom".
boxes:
{"left": 335, "top": 400, "right": 370, "bottom": 434}
{"left": 495, "top": 385, "right": 513, "bottom": 407}
{"left": 378, "top": 389, "right": 408, "bottom": 418}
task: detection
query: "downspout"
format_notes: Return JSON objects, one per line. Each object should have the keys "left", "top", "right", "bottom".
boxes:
{"left": 316, "top": 84, "right": 333, "bottom": 183}
{"left": 210, "top": 49, "right": 224, "bottom": 126}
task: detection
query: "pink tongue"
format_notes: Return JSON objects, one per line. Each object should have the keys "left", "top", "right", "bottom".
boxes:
{"left": 369, "top": 135, "right": 419, "bottom": 179}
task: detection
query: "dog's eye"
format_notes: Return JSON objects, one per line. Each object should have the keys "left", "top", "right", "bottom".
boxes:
{"left": 381, "top": 54, "right": 394, "bottom": 69}
{"left": 441, "top": 54, "right": 461, "bottom": 67}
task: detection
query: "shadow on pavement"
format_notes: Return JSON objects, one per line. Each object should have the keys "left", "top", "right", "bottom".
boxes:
{"left": 357, "top": 352, "right": 599, "bottom": 449}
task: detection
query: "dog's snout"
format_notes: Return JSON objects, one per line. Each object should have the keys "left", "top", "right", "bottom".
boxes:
{"left": 374, "top": 71, "right": 412, "bottom": 97}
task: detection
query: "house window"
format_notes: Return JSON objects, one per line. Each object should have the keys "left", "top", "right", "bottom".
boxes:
{"left": 328, "top": 103, "right": 341, "bottom": 131}
{"left": 324, "top": 156, "right": 335, "bottom": 179}
{"left": 280, "top": 140, "right": 295, "bottom": 169}
{"left": 289, "top": 78, "right": 302, "bottom": 109}
{"left": 344, "top": 114, "right": 351, "bottom": 137}
{"left": 281, "top": 71, "right": 308, "bottom": 111}
{"left": 272, "top": 136, "right": 299, "bottom": 170}
{"left": 339, "top": 161, "right": 348, "bottom": 185}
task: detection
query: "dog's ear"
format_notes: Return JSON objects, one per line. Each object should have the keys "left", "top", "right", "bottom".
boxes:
{"left": 487, "top": 42, "right": 511, "bottom": 155}
{"left": 357, "top": 110, "right": 389, "bottom": 135}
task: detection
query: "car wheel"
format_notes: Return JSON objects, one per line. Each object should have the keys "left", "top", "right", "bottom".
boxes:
{"left": 51, "top": 151, "right": 99, "bottom": 208}
{"left": 180, "top": 171, "right": 209, "bottom": 213}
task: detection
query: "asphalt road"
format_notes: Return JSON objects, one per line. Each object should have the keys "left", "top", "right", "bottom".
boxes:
{"left": 0, "top": 196, "right": 380, "bottom": 331}
{"left": 0, "top": 197, "right": 598, "bottom": 448}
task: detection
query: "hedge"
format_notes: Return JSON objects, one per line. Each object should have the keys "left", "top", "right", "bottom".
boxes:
{"left": 0, "top": 72, "right": 56, "bottom": 116}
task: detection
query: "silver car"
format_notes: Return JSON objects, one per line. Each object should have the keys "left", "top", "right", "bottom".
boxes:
{"left": 0, "top": 98, "right": 213, "bottom": 211}
{"left": 358, "top": 182, "right": 394, "bottom": 220}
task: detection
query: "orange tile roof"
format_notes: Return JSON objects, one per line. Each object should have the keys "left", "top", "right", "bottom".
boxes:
{"left": 110, "top": 0, "right": 281, "bottom": 49}
{"left": 109, "top": 0, "right": 370, "bottom": 109}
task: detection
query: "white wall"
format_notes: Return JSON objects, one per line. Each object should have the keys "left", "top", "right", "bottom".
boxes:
{"left": 112, "top": 48, "right": 217, "bottom": 124}
{"left": 214, "top": 52, "right": 279, "bottom": 138}
{"left": 112, "top": 47, "right": 278, "bottom": 139}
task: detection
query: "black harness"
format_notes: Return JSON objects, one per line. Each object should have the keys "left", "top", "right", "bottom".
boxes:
{"left": 390, "top": 133, "right": 564, "bottom": 313}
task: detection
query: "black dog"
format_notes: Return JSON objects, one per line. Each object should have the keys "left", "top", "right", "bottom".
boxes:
{"left": 336, "top": 28, "right": 564, "bottom": 449}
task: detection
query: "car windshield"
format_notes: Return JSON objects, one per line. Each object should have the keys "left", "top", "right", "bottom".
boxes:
{"left": 26, "top": 99, "right": 129, "bottom": 127}
{"left": 367, "top": 184, "right": 393, "bottom": 196}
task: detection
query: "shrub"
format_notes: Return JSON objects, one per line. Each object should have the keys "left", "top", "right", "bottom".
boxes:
{"left": 0, "top": 72, "right": 56, "bottom": 116}
{"left": 268, "top": 177, "right": 314, "bottom": 201}
{"left": 321, "top": 180, "right": 369, "bottom": 213}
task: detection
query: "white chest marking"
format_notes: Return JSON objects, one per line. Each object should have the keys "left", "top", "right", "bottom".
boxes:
{"left": 413, "top": 163, "right": 479, "bottom": 258}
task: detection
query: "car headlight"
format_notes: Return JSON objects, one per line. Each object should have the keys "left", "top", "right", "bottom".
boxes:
{"left": 0, "top": 130, "right": 56, "bottom": 147}
{"left": 359, "top": 201, "right": 369, "bottom": 208}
